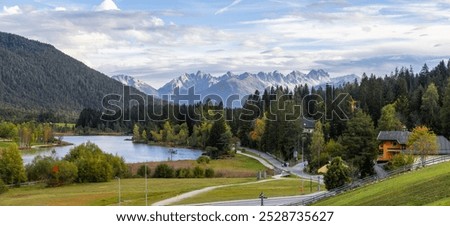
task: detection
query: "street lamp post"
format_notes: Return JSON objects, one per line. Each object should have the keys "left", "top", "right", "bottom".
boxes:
{"left": 115, "top": 176, "right": 121, "bottom": 206}
{"left": 300, "top": 135, "right": 306, "bottom": 194}
{"left": 145, "top": 164, "right": 148, "bottom": 206}
{"left": 259, "top": 192, "right": 267, "bottom": 206}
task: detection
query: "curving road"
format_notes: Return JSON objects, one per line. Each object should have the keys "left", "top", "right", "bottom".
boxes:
{"left": 192, "top": 192, "right": 327, "bottom": 206}
{"left": 241, "top": 147, "right": 324, "bottom": 184}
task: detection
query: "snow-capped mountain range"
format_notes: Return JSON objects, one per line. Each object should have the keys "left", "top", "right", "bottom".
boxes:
{"left": 111, "top": 74, "right": 159, "bottom": 96}
{"left": 112, "top": 70, "right": 359, "bottom": 106}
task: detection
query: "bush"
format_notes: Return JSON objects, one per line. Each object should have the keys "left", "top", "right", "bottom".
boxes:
{"left": 0, "top": 179, "right": 8, "bottom": 194}
{"left": 324, "top": 157, "right": 351, "bottom": 190}
{"left": 205, "top": 168, "right": 215, "bottom": 178}
{"left": 64, "top": 142, "right": 125, "bottom": 182}
{"left": 193, "top": 166, "right": 205, "bottom": 178}
{"left": 385, "top": 154, "right": 415, "bottom": 171}
{"left": 26, "top": 155, "right": 56, "bottom": 181}
{"left": 196, "top": 156, "right": 210, "bottom": 164}
{"left": 153, "top": 164, "right": 175, "bottom": 178}
{"left": 0, "top": 144, "right": 27, "bottom": 184}
{"left": 47, "top": 161, "right": 78, "bottom": 187}
{"left": 205, "top": 146, "right": 219, "bottom": 159}
{"left": 137, "top": 164, "right": 151, "bottom": 178}
{"left": 176, "top": 168, "right": 193, "bottom": 178}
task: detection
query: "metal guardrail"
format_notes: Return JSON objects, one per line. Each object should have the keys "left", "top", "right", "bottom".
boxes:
{"left": 6, "top": 180, "right": 43, "bottom": 188}
{"left": 289, "top": 155, "right": 450, "bottom": 206}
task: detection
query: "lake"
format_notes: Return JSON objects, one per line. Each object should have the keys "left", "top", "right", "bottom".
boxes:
{"left": 21, "top": 136, "right": 203, "bottom": 164}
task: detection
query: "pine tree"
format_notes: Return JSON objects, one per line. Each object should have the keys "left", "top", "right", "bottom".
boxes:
{"left": 341, "top": 110, "right": 377, "bottom": 178}
{"left": 207, "top": 116, "right": 229, "bottom": 158}
{"left": 441, "top": 79, "right": 450, "bottom": 138}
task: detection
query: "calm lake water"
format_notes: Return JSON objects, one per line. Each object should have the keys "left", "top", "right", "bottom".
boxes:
{"left": 21, "top": 136, "right": 203, "bottom": 164}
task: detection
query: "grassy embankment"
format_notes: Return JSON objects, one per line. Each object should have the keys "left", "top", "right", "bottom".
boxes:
{"left": 174, "top": 178, "right": 319, "bottom": 205}
{"left": 315, "top": 161, "right": 450, "bottom": 206}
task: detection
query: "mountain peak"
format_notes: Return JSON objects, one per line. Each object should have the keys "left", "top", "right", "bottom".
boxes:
{"left": 112, "top": 74, "right": 158, "bottom": 96}
{"left": 307, "top": 69, "right": 330, "bottom": 79}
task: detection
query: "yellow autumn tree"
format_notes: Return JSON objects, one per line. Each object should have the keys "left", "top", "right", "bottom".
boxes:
{"left": 407, "top": 126, "right": 438, "bottom": 166}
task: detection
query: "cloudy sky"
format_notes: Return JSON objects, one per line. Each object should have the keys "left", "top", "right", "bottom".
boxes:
{"left": 1, "top": 0, "right": 450, "bottom": 88}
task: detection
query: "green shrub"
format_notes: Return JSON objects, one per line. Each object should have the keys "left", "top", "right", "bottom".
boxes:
{"left": 196, "top": 156, "right": 210, "bottom": 164}
{"left": 64, "top": 142, "right": 125, "bottom": 182}
{"left": 137, "top": 164, "right": 151, "bottom": 178}
{"left": 385, "top": 154, "right": 415, "bottom": 171}
{"left": 193, "top": 166, "right": 205, "bottom": 178}
{"left": 176, "top": 168, "right": 193, "bottom": 178}
{"left": 47, "top": 161, "right": 78, "bottom": 187}
{"left": 0, "top": 179, "right": 8, "bottom": 194}
{"left": 0, "top": 144, "right": 27, "bottom": 184}
{"left": 324, "top": 157, "right": 351, "bottom": 190}
{"left": 26, "top": 155, "right": 56, "bottom": 181}
{"left": 153, "top": 164, "right": 175, "bottom": 178}
{"left": 205, "top": 168, "right": 215, "bottom": 178}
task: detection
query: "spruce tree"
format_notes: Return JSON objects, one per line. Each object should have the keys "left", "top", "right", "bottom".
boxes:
{"left": 441, "top": 79, "right": 450, "bottom": 138}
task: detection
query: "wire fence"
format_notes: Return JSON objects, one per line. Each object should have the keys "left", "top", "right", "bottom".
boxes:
{"left": 288, "top": 155, "right": 450, "bottom": 206}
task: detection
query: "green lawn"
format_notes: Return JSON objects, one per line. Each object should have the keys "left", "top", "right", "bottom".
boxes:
{"left": 208, "top": 154, "right": 269, "bottom": 177}
{"left": 0, "top": 178, "right": 254, "bottom": 206}
{"left": 315, "top": 161, "right": 450, "bottom": 206}
{"left": 174, "top": 178, "right": 319, "bottom": 205}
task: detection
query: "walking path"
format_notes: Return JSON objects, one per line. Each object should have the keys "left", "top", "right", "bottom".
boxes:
{"left": 152, "top": 179, "right": 278, "bottom": 206}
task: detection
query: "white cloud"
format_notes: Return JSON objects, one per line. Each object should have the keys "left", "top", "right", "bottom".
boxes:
{"left": 215, "top": 0, "right": 242, "bottom": 15}
{"left": 54, "top": 7, "right": 67, "bottom": 12}
{"left": 95, "top": 0, "right": 120, "bottom": 12}
{"left": 2, "top": 5, "right": 22, "bottom": 15}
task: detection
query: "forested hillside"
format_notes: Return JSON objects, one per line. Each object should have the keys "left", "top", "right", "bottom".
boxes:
{"left": 0, "top": 31, "right": 140, "bottom": 121}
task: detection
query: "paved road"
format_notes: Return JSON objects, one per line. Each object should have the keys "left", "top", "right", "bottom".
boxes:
{"left": 192, "top": 192, "right": 327, "bottom": 206}
{"left": 242, "top": 147, "right": 324, "bottom": 183}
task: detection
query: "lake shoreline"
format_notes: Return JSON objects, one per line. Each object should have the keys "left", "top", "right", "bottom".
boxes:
{"left": 21, "top": 135, "right": 204, "bottom": 164}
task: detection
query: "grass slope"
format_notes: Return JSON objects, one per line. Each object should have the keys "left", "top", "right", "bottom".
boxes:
{"left": 0, "top": 178, "right": 253, "bottom": 206}
{"left": 315, "top": 161, "right": 450, "bottom": 206}
{"left": 175, "top": 178, "right": 319, "bottom": 205}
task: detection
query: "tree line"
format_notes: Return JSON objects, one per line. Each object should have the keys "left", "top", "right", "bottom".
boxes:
{"left": 0, "top": 142, "right": 127, "bottom": 188}
{"left": 0, "top": 121, "right": 56, "bottom": 148}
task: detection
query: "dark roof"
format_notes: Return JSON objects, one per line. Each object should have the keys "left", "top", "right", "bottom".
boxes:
{"left": 437, "top": 136, "right": 450, "bottom": 155}
{"left": 303, "top": 118, "right": 315, "bottom": 128}
{"left": 377, "top": 131, "right": 411, "bottom": 144}
{"left": 378, "top": 131, "right": 450, "bottom": 155}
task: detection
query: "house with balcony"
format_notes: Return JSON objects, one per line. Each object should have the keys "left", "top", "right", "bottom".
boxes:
{"left": 377, "top": 131, "right": 450, "bottom": 162}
